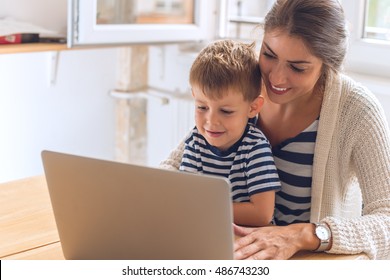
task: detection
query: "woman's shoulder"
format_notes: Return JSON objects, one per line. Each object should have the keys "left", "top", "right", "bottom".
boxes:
{"left": 339, "top": 73, "right": 384, "bottom": 115}
{"left": 335, "top": 74, "right": 389, "bottom": 137}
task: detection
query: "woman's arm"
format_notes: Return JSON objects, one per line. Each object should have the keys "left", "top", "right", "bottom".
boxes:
{"left": 159, "top": 140, "right": 185, "bottom": 170}
{"left": 322, "top": 84, "right": 390, "bottom": 259}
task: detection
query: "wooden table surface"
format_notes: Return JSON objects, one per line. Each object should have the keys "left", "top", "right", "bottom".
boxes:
{"left": 0, "top": 176, "right": 60, "bottom": 259}
{"left": 0, "top": 175, "right": 367, "bottom": 260}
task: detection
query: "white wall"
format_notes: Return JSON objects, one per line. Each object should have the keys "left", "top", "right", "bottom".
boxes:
{"left": 0, "top": 48, "right": 118, "bottom": 183}
{"left": 146, "top": 45, "right": 195, "bottom": 167}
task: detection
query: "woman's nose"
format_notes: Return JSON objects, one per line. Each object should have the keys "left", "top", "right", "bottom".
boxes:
{"left": 269, "top": 63, "right": 287, "bottom": 85}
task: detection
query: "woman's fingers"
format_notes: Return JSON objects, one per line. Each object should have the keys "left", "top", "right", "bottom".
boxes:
{"left": 233, "top": 223, "right": 258, "bottom": 237}
{"left": 233, "top": 226, "right": 264, "bottom": 259}
{"left": 234, "top": 239, "right": 263, "bottom": 259}
{"left": 233, "top": 224, "right": 297, "bottom": 260}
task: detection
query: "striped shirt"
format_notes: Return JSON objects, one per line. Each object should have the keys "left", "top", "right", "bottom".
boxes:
{"left": 180, "top": 123, "right": 281, "bottom": 202}
{"left": 272, "top": 118, "right": 319, "bottom": 225}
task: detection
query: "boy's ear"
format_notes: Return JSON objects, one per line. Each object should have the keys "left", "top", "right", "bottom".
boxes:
{"left": 248, "top": 95, "right": 264, "bottom": 118}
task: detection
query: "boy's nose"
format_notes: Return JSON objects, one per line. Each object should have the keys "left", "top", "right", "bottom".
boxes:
{"left": 207, "top": 111, "right": 220, "bottom": 125}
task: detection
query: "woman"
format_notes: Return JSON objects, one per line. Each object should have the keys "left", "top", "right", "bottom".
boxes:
{"left": 160, "top": 0, "right": 390, "bottom": 259}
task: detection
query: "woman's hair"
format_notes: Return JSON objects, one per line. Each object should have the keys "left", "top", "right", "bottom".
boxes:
{"left": 189, "top": 39, "right": 261, "bottom": 102}
{"left": 264, "top": 0, "right": 348, "bottom": 75}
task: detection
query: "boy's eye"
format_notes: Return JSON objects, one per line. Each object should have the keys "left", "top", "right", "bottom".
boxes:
{"left": 221, "top": 109, "right": 233, "bottom": 115}
{"left": 197, "top": 106, "right": 207, "bottom": 111}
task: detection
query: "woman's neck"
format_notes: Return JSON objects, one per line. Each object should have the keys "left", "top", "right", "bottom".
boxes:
{"left": 258, "top": 92, "right": 323, "bottom": 147}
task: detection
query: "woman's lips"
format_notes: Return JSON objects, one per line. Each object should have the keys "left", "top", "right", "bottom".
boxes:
{"left": 270, "top": 83, "right": 290, "bottom": 95}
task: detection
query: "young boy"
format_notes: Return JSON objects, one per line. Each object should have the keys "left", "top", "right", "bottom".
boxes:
{"left": 180, "top": 39, "right": 281, "bottom": 227}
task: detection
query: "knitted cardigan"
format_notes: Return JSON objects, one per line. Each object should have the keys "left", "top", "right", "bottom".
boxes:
{"left": 159, "top": 73, "right": 390, "bottom": 259}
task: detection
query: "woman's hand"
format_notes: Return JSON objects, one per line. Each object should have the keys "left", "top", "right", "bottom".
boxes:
{"left": 233, "top": 223, "right": 319, "bottom": 260}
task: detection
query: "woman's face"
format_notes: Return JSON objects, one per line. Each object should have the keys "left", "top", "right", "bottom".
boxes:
{"left": 259, "top": 29, "right": 324, "bottom": 105}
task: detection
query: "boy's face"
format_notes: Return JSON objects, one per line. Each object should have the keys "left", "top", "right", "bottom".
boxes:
{"left": 192, "top": 85, "right": 262, "bottom": 151}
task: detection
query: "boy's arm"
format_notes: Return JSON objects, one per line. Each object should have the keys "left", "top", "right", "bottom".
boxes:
{"left": 233, "top": 130, "right": 280, "bottom": 227}
{"left": 233, "top": 191, "right": 276, "bottom": 227}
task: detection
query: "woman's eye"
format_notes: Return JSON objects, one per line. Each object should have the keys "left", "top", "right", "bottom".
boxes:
{"left": 262, "top": 52, "right": 275, "bottom": 59}
{"left": 290, "top": 65, "right": 305, "bottom": 73}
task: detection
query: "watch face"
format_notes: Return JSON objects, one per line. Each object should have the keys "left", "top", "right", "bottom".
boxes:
{"left": 316, "top": 225, "right": 329, "bottom": 240}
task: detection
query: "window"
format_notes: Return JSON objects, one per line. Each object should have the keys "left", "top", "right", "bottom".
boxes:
{"left": 96, "top": 0, "right": 194, "bottom": 25}
{"left": 364, "top": 0, "right": 390, "bottom": 41}
{"left": 219, "top": 0, "right": 274, "bottom": 41}
{"left": 67, "top": 0, "right": 210, "bottom": 46}
{"left": 342, "top": 0, "right": 390, "bottom": 77}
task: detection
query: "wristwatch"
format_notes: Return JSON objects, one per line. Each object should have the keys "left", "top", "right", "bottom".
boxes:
{"left": 313, "top": 223, "right": 331, "bottom": 252}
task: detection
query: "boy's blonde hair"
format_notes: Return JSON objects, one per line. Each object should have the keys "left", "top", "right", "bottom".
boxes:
{"left": 189, "top": 39, "right": 261, "bottom": 102}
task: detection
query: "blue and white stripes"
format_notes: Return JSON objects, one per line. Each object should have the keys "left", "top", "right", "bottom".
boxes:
{"left": 180, "top": 124, "right": 281, "bottom": 202}
{"left": 272, "top": 119, "right": 319, "bottom": 225}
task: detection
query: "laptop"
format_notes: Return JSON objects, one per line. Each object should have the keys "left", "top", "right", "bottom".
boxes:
{"left": 41, "top": 150, "right": 234, "bottom": 260}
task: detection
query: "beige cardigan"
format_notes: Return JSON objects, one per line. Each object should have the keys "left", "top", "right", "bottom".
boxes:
{"left": 159, "top": 73, "right": 390, "bottom": 259}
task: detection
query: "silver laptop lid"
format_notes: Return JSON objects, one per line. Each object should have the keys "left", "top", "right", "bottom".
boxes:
{"left": 41, "top": 150, "right": 234, "bottom": 260}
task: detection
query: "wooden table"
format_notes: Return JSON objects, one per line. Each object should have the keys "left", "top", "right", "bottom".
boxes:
{"left": 0, "top": 175, "right": 368, "bottom": 260}
{"left": 0, "top": 176, "right": 63, "bottom": 259}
